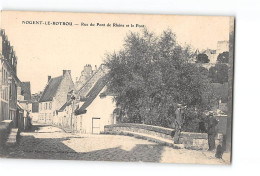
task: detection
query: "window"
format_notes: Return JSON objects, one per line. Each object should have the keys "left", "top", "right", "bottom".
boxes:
{"left": 45, "top": 103, "right": 47, "bottom": 110}
{"left": 49, "top": 102, "right": 52, "bottom": 109}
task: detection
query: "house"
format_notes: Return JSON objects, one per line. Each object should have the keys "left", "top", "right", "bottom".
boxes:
{"left": 17, "top": 82, "right": 33, "bottom": 130}
{"left": 56, "top": 65, "right": 116, "bottom": 134}
{"left": 30, "top": 91, "right": 42, "bottom": 122}
{"left": 0, "top": 29, "right": 24, "bottom": 130}
{"left": 17, "top": 82, "right": 32, "bottom": 113}
{"left": 74, "top": 74, "right": 116, "bottom": 134}
{"left": 38, "top": 70, "right": 74, "bottom": 124}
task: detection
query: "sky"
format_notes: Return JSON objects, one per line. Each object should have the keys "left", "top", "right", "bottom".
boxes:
{"left": 1, "top": 11, "right": 231, "bottom": 93}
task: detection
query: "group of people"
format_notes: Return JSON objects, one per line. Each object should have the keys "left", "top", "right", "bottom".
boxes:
{"left": 170, "top": 104, "right": 219, "bottom": 151}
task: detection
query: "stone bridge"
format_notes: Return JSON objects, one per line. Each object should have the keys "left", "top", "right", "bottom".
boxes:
{"left": 104, "top": 123, "right": 223, "bottom": 150}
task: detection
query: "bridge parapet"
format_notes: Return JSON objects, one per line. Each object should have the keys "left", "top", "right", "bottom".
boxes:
{"left": 104, "top": 123, "right": 223, "bottom": 150}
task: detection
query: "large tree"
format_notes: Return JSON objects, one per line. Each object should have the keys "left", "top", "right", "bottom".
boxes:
{"left": 105, "top": 29, "right": 214, "bottom": 131}
{"left": 217, "top": 51, "right": 229, "bottom": 63}
{"left": 209, "top": 63, "right": 229, "bottom": 84}
{"left": 196, "top": 53, "right": 210, "bottom": 63}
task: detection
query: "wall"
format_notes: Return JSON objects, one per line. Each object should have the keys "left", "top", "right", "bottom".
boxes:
{"left": 38, "top": 101, "right": 53, "bottom": 124}
{"left": 217, "top": 41, "right": 229, "bottom": 54}
{"left": 53, "top": 103, "right": 73, "bottom": 130}
{"left": 0, "top": 120, "right": 13, "bottom": 150}
{"left": 0, "top": 64, "right": 10, "bottom": 122}
{"left": 31, "top": 112, "right": 39, "bottom": 122}
{"left": 53, "top": 71, "right": 74, "bottom": 111}
{"left": 104, "top": 123, "right": 223, "bottom": 150}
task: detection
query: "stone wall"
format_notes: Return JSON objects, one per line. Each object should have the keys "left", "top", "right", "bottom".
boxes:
{"left": 104, "top": 123, "right": 223, "bottom": 150}
{"left": 54, "top": 71, "right": 75, "bottom": 110}
{"left": 0, "top": 120, "right": 13, "bottom": 150}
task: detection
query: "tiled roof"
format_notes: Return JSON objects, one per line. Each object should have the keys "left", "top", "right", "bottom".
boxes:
{"left": 21, "top": 82, "right": 31, "bottom": 101}
{"left": 58, "top": 101, "right": 72, "bottom": 112}
{"left": 39, "top": 76, "right": 63, "bottom": 102}
{"left": 77, "top": 75, "right": 108, "bottom": 113}
{"left": 77, "top": 65, "right": 108, "bottom": 96}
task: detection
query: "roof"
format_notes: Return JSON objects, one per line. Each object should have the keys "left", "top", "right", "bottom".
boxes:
{"left": 17, "top": 102, "right": 24, "bottom": 111}
{"left": 77, "top": 75, "right": 108, "bottom": 113}
{"left": 21, "top": 82, "right": 31, "bottom": 101}
{"left": 58, "top": 101, "right": 72, "bottom": 112}
{"left": 39, "top": 76, "right": 63, "bottom": 102}
{"left": 77, "top": 65, "right": 108, "bottom": 95}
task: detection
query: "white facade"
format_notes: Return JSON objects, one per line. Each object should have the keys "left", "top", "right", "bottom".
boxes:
{"left": 75, "top": 90, "right": 116, "bottom": 134}
{"left": 54, "top": 86, "right": 116, "bottom": 134}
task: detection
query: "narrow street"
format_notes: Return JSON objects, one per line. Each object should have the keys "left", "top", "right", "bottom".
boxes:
{"left": 2, "top": 124, "right": 229, "bottom": 164}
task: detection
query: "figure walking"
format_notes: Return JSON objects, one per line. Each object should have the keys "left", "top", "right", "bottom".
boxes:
{"left": 207, "top": 111, "right": 219, "bottom": 151}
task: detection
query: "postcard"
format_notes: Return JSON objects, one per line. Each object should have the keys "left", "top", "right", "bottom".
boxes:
{"left": 0, "top": 11, "right": 234, "bottom": 164}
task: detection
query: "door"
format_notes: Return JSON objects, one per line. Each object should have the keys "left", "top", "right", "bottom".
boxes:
{"left": 92, "top": 118, "right": 101, "bottom": 134}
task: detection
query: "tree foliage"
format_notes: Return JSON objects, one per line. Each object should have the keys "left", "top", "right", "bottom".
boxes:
{"left": 217, "top": 51, "right": 229, "bottom": 63}
{"left": 196, "top": 54, "right": 210, "bottom": 63}
{"left": 209, "top": 64, "right": 229, "bottom": 84}
{"left": 105, "top": 29, "right": 214, "bottom": 131}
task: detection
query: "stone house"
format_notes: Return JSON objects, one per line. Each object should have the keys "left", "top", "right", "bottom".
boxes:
{"left": 0, "top": 29, "right": 24, "bottom": 130}
{"left": 38, "top": 70, "right": 74, "bottom": 124}
{"left": 55, "top": 65, "right": 116, "bottom": 134}
{"left": 73, "top": 75, "right": 116, "bottom": 134}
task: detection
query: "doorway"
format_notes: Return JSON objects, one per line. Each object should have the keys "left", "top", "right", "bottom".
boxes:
{"left": 92, "top": 117, "right": 101, "bottom": 134}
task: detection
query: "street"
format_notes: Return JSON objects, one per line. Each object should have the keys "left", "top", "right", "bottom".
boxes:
{"left": 2, "top": 124, "right": 229, "bottom": 164}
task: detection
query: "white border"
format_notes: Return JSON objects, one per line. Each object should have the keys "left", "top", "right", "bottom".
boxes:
{"left": 1, "top": 0, "right": 260, "bottom": 175}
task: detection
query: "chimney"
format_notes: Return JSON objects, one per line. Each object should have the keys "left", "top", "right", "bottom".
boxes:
{"left": 48, "top": 76, "right": 51, "bottom": 82}
{"left": 95, "top": 65, "right": 97, "bottom": 70}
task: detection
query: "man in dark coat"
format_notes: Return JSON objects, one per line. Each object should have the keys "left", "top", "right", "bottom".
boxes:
{"left": 207, "top": 111, "right": 219, "bottom": 151}
{"left": 174, "top": 104, "right": 184, "bottom": 144}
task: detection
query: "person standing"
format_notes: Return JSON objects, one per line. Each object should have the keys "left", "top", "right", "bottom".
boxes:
{"left": 174, "top": 104, "right": 183, "bottom": 144}
{"left": 207, "top": 111, "right": 219, "bottom": 151}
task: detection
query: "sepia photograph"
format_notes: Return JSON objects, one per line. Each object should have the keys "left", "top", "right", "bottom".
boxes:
{"left": 0, "top": 11, "right": 234, "bottom": 165}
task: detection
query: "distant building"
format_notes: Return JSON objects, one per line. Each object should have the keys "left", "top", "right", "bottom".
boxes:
{"left": 216, "top": 41, "right": 229, "bottom": 55}
{"left": 38, "top": 70, "right": 74, "bottom": 124}
{"left": 192, "top": 40, "right": 229, "bottom": 66}
{"left": 18, "top": 82, "right": 32, "bottom": 112}
{"left": 202, "top": 49, "right": 217, "bottom": 64}
{"left": 30, "top": 91, "right": 42, "bottom": 122}
{"left": 17, "top": 82, "right": 33, "bottom": 129}
{"left": 75, "top": 64, "right": 94, "bottom": 90}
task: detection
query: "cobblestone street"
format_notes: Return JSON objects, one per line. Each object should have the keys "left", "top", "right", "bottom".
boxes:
{"left": 2, "top": 124, "right": 229, "bottom": 164}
